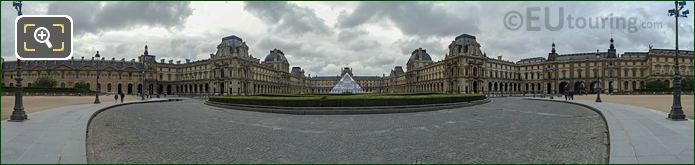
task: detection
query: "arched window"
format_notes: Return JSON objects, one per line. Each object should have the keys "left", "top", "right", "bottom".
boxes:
{"left": 624, "top": 69, "right": 628, "bottom": 77}
{"left": 623, "top": 81, "right": 628, "bottom": 90}
{"left": 632, "top": 81, "right": 637, "bottom": 90}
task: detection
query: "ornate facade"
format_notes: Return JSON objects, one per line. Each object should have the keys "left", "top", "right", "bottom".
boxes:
{"left": 384, "top": 34, "right": 694, "bottom": 95}
{"left": 2, "top": 34, "right": 693, "bottom": 95}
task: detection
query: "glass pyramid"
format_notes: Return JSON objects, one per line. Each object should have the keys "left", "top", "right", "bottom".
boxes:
{"left": 329, "top": 74, "right": 365, "bottom": 94}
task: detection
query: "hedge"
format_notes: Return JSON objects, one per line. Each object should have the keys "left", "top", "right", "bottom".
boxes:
{"left": 209, "top": 93, "right": 486, "bottom": 107}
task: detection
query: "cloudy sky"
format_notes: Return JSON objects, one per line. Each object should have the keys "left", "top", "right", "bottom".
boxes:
{"left": 1, "top": 1, "right": 693, "bottom": 76}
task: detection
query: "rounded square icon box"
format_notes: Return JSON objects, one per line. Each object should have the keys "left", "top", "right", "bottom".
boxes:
{"left": 15, "top": 15, "right": 73, "bottom": 60}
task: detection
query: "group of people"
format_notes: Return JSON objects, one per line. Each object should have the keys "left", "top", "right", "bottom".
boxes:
{"left": 563, "top": 87, "right": 575, "bottom": 101}
{"left": 114, "top": 93, "right": 125, "bottom": 103}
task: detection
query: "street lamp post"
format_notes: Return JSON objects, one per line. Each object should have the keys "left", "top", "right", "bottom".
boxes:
{"left": 12, "top": 1, "right": 22, "bottom": 16}
{"left": 595, "top": 49, "right": 602, "bottom": 103}
{"left": 141, "top": 65, "right": 146, "bottom": 100}
{"left": 94, "top": 51, "right": 101, "bottom": 104}
{"left": 549, "top": 65, "right": 556, "bottom": 99}
{"left": 667, "top": 1, "right": 688, "bottom": 120}
{"left": 10, "top": 59, "right": 27, "bottom": 121}
{"left": 541, "top": 72, "right": 545, "bottom": 98}
{"left": 9, "top": 1, "right": 27, "bottom": 122}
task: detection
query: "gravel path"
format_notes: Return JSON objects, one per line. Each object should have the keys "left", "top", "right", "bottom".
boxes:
{"left": 87, "top": 97, "right": 608, "bottom": 163}
{"left": 1, "top": 95, "right": 139, "bottom": 120}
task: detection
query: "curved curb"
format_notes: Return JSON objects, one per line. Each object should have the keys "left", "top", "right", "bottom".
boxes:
{"left": 86, "top": 98, "right": 183, "bottom": 131}
{"left": 85, "top": 98, "right": 182, "bottom": 162}
{"left": 204, "top": 99, "right": 490, "bottom": 115}
{"left": 524, "top": 98, "right": 611, "bottom": 163}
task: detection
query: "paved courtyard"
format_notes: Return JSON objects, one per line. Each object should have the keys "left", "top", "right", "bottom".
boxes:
{"left": 87, "top": 97, "right": 608, "bottom": 163}
{"left": 1, "top": 95, "right": 140, "bottom": 120}
{"left": 556, "top": 95, "right": 693, "bottom": 119}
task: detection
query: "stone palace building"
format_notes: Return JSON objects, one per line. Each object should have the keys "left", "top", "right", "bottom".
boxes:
{"left": 2, "top": 34, "right": 693, "bottom": 95}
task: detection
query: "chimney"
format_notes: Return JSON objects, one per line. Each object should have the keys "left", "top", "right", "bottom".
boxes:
{"left": 497, "top": 56, "right": 502, "bottom": 60}
{"left": 169, "top": 60, "right": 173, "bottom": 64}
{"left": 160, "top": 59, "right": 165, "bottom": 63}
{"left": 112, "top": 57, "right": 115, "bottom": 61}
{"left": 91, "top": 57, "right": 94, "bottom": 60}
{"left": 176, "top": 60, "right": 181, "bottom": 64}
{"left": 186, "top": 59, "right": 190, "bottom": 63}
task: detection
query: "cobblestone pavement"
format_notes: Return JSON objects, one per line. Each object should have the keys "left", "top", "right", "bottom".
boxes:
{"left": 86, "top": 97, "right": 608, "bottom": 163}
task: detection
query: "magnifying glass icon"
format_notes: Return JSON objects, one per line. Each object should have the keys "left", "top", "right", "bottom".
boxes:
{"left": 33, "top": 27, "right": 52, "bottom": 48}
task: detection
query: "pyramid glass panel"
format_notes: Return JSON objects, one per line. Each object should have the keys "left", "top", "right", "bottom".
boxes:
{"left": 329, "top": 74, "right": 364, "bottom": 94}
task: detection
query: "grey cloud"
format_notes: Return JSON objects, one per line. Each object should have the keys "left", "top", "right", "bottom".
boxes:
{"left": 251, "top": 34, "right": 389, "bottom": 76}
{"left": 1, "top": 1, "right": 51, "bottom": 59}
{"left": 66, "top": 31, "right": 222, "bottom": 65}
{"left": 347, "top": 39, "right": 380, "bottom": 51}
{"left": 255, "top": 36, "right": 303, "bottom": 54}
{"left": 244, "top": 2, "right": 332, "bottom": 35}
{"left": 393, "top": 37, "right": 446, "bottom": 59}
{"left": 337, "top": 29, "right": 381, "bottom": 51}
{"left": 46, "top": 2, "right": 192, "bottom": 35}
{"left": 337, "top": 29, "right": 368, "bottom": 42}
{"left": 336, "top": 2, "right": 480, "bottom": 38}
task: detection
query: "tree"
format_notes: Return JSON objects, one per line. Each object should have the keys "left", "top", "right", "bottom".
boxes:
{"left": 682, "top": 79, "right": 693, "bottom": 91}
{"left": 73, "top": 82, "right": 91, "bottom": 92}
{"left": 644, "top": 80, "right": 669, "bottom": 91}
{"left": 33, "top": 77, "right": 57, "bottom": 88}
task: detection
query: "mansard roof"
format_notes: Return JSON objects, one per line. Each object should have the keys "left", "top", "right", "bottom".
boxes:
{"left": 222, "top": 35, "right": 242, "bottom": 42}
{"left": 621, "top": 52, "right": 648, "bottom": 59}
{"left": 516, "top": 57, "right": 547, "bottom": 64}
{"left": 264, "top": 49, "right": 287, "bottom": 62}
{"left": 221, "top": 35, "right": 244, "bottom": 48}
{"left": 311, "top": 76, "right": 340, "bottom": 81}
{"left": 353, "top": 76, "right": 383, "bottom": 81}
{"left": 2, "top": 58, "right": 144, "bottom": 71}
{"left": 409, "top": 48, "right": 432, "bottom": 61}
{"left": 555, "top": 51, "right": 613, "bottom": 61}
{"left": 455, "top": 34, "right": 476, "bottom": 40}
{"left": 649, "top": 49, "right": 694, "bottom": 54}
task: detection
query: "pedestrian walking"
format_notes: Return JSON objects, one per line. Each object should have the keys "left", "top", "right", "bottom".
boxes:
{"left": 569, "top": 90, "right": 575, "bottom": 100}
{"left": 114, "top": 94, "right": 119, "bottom": 103}
{"left": 120, "top": 93, "right": 125, "bottom": 103}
